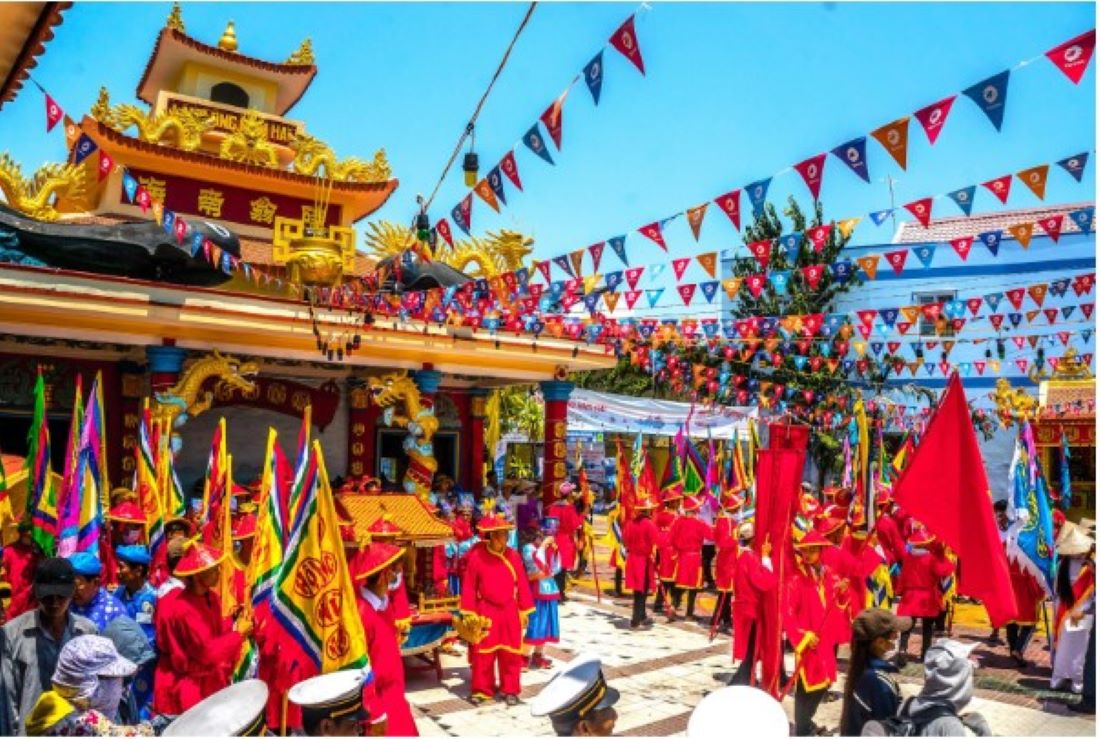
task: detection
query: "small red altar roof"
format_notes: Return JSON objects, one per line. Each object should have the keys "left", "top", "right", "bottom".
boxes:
{"left": 339, "top": 494, "right": 454, "bottom": 547}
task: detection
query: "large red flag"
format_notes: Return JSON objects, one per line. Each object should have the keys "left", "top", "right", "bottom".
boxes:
{"left": 892, "top": 374, "right": 1015, "bottom": 626}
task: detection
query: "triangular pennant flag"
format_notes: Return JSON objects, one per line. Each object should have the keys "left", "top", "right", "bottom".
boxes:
{"left": 523, "top": 124, "right": 555, "bottom": 165}
{"left": 978, "top": 230, "right": 1002, "bottom": 255}
{"left": 588, "top": 242, "right": 606, "bottom": 272}
{"left": 451, "top": 194, "right": 473, "bottom": 235}
{"left": 747, "top": 240, "right": 771, "bottom": 270}
{"left": 962, "top": 70, "right": 1010, "bottom": 131}
{"left": 603, "top": 291, "right": 620, "bottom": 313}
{"left": 487, "top": 166, "right": 508, "bottom": 205}
{"left": 947, "top": 186, "right": 977, "bottom": 216}
{"left": 869, "top": 209, "right": 893, "bottom": 226}
{"left": 830, "top": 260, "right": 854, "bottom": 284}
{"left": 806, "top": 223, "right": 831, "bottom": 252}
{"left": 672, "top": 257, "right": 691, "bottom": 281}
{"left": 583, "top": 51, "right": 604, "bottom": 105}
{"left": 1044, "top": 308, "right": 1060, "bottom": 324}
{"left": 624, "top": 266, "right": 644, "bottom": 290}
{"left": 904, "top": 198, "right": 933, "bottom": 227}
{"left": 1017, "top": 164, "right": 1049, "bottom": 200}
{"left": 122, "top": 170, "right": 138, "bottom": 202}
{"left": 500, "top": 151, "right": 523, "bottom": 190}
{"left": 624, "top": 290, "right": 641, "bottom": 309}
{"left": 714, "top": 189, "right": 742, "bottom": 231}
{"left": 539, "top": 91, "right": 567, "bottom": 150}
{"left": 870, "top": 117, "right": 911, "bottom": 169}
{"left": 779, "top": 233, "right": 802, "bottom": 262}
{"left": 745, "top": 274, "right": 767, "bottom": 299}
{"left": 768, "top": 271, "right": 790, "bottom": 295}
{"left": 831, "top": 136, "right": 870, "bottom": 182}
{"left": 638, "top": 222, "right": 667, "bottom": 251}
{"left": 982, "top": 175, "right": 1012, "bottom": 204}
{"left": 913, "top": 95, "right": 956, "bottom": 144}
{"left": 1005, "top": 287, "right": 1026, "bottom": 310}
{"left": 696, "top": 251, "right": 717, "bottom": 278}
{"left": 746, "top": 179, "right": 770, "bottom": 219}
{"left": 73, "top": 133, "right": 98, "bottom": 164}
{"left": 686, "top": 203, "right": 708, "bottom": 241}
{"left": 949, "top": 236, "right": 973, "bottom": 261}
{"left": 645, "top": 288, "right": 664, "bottom": 308}
{"left": 96, "top": 150, "right": 114, "bottom": 182}
{"left": 722, "top": 277, "right": 742, "bottom": 300}
{"left": 1027, "top": 283, "right": 1048, "bottom": 307}
{"left": 1025, "top": 310, "right": 1041, "bottom": 324}
{"left": 965, "top": 297, "right": 984, "bottom": 316}
{"left": 1038, "top": 214, "right": 1064, "bottom": 242}
{"left": 1057, "top": 152, "right": 1089, "bottom": 182}
{"left": 610, "top": 15, "right": 645, "bottom": 75}
{"left": 473, "top": 179, "right": 500, "bottom": 212}
{"left": 880, "top": 309, "right": 899, "bottom": 327}
{"left": 913, "top": 244, "right": 936, "bottom": 267}
{"left": 1081, "top": 303, "right": 1095, "bottom": 319}
{"left": 608, "top": 235, "right": 628, "bottom": 266}
{"left": 534, "top": 260, "right": 552, "bottom": 284}
{"left": 604, "top": 270, "right": 623, "bottom": 292}
{"left": 793, "top": 153, "right": 827, "bottom": 200}
{"left": 989, "top": 314, "right": 1005, "bottom": 330}
{"left": 553, "top": 255, "right": 576, "bottom": 278}
{"left": 44, "top": 94, "right": 64, "bottom": 132}
{"left": 649, "top": 263, "right": 667, "bottom": 281}
{"left": 568, "top": 249, "right": 586, "bottom": 277}
{"left": 984, "top": 293, "right": 1004, "bottom": 311}
{"left": 1008, "top": 222, "right": 1034, "bottom": 248}
{"left": 801, "top": 264, "right": 825, "bottom": 290}
{"left": 1045, "top": 29, "right": 1096, "bottom": 84}
{"left": 1069, "top": 207, "right": 1094, "bottom": 233}
{"left": 700, "top": 281, "right": 719, "bottom": 303}
{"left": 837, "top": 217, "right": 862, "bottom": 240}
{"left": 856, "top": 254, "right": 880, "bottom": 280}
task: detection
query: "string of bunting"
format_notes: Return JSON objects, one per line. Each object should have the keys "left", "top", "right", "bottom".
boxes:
{"left": 438, "top": 8, "right": 649, "bottom": 242}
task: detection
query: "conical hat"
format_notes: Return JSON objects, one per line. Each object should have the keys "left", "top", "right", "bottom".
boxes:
{"left": 1056, "top": 521, "right": 1094, "bottom": 557}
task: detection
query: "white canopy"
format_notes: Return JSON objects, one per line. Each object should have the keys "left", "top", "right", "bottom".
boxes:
{"left": 566, "top": 388, "right": 755, "bottom": 439}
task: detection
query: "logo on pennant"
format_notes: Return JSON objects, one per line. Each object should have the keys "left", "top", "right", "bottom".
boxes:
{"left": 523, "top": 124, "right": 554, "bottom": 165}
{"left": 793, "top": 153, "right": 827, "bottom": 200}
{"left": 1008, "top": 222, "right": 1034, "bottom": 248}
{"left": 962, "top": 70, "right": 1010, "bottom": 131}
{"left": 609, "top": 15, "right": 645, "bottom": 75}
{"left": 1016, "top": 164, "right": 1049, "bottom": 200}
{"left": 607, "top": 235, "right": 628, "bottom": 266}
{"left": 913, "top": 96, "right": 956, "bottom": 145}
{"left": 73, "top": 133, "right": 97, "bottom": 164}
{"left": 584, "top": 51, "right": 604, "bottom": 104}
{"left": 540, "top": 91, "right": 567, "bottom": 150}
{"left": 1057, "top": 152, "right": 1089, "bottom": 182}
{"left": 672, "top": 257, "right": 691, "bottom": 281}
{"left": 487, "top": 166, "right": 508, "bottom": 205}
{"left": 1038, "top": 214, "right": 1063, "bottom": 242}
{"left": 856, "top": 254, "right": 880, "bottom": 279}
{"left": 806, "top": 223, "right": 831, "bottom": 252}
{"left": 747, "top": 240, "right": 771, "bottom": 269}
{"left": 830, "top": 136, "right": 870, "bottom": 182}
{"left": 473, "top": 179, "right": 500, "bottom": 212}
{"left": 947, "top": 186, "right": 976, "bottom": 216}
{"left": 500, "top": 151, "right": 523, "bottom": 190}
{"left": 746, "top": 179, "right": 771, "bottom": 219}
{"left": 869, "top": 209, "right": 893, "bottom": 226}
{"left": 949, "top": 236, "right": 973, "bottom": 261}
{"left": 982, "top": 175, "right": 1012, "bottom": 204}
{"left": 745, "top": 274, "right": 766, "bottom": 299}
{"left": 913, "top": 244, "right": 936, "bottom": 268}
{"left": 638, "top": 221, "right": 667, "bottom": 251}
{"left": 1069, "top": 207, "right": 1094, "bottom": 233}
{"left": 700, "top": 281, "right": 719, "bottom": 303}
{"left": 122, "top": 171, "right": 138, "bottom": 202}
{"left": 714, "top": 189, "right": 742, "bottom": 231}
{"left": 96, "top": 150, "right": 114, "bottom": 181}
{"left": 44, "top": 94, "right": 64, "bottom": 132}
{"left": 686, "top": 203, "right": 708, "bottom": 240}
{"left": 904, "top": 198, "right": 933, "bottom": 227}
{"left": 871, "top": 117, "right": 911, "bottom": 169}
{"left": 451, "top": 194, "right": 473, "bottom": 235}
{"left": 435, "top": 219, "right": 454, "bottom": 248}
{"left": 1045, "top": 29, "right": 1096, "bottom": 84}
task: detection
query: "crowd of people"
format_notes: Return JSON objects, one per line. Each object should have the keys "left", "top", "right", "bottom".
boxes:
{"left": 0, "top": 463, "right": 1093, "bottom": 737}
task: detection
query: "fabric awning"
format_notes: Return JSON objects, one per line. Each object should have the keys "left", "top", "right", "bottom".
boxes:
{"left": 566, "top": 388, "right": 755, "bottom": 439}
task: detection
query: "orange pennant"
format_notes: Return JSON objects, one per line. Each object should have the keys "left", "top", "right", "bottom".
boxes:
{"left": 871, "top": 117, "right": 911, "bottom": 170}
{"left": 722, "top": 277, "right": 742, "bottom": 300}
{"left": 473, "top": 179, "right": 500, "bottom": 212}
{"left": 899, "top": 305, "right": 921, "bottom": 323}
{"left": 1016, "top": 165, "right": 1049, "bottom": 200}
{"left": 569, "top": 249, "right": 586, "bottom": 277}
{"left": 1008, "top": 222, "right": 1034, "bottom": 248}
{"left": 1026, "top": 310, "right": 1041, "bottom": 324}
{"left": 1027, "top": 283, "right": 1048, "bottom": 306}
{"left": 686, "top": 203, "right": 708, "bottom": 241}
{"left": 603, "top": 292, "right": 621, "bottom": 313}
{"left": 696, "top": 251, "right": 718, "bottom": 278}
{"left": 856, "top": 254, "right": 880, "bottom": 280}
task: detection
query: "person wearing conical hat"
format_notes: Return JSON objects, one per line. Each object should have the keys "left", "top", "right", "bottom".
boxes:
{"left": 839, "top": 506, "right": 891, "bottom": 613}
{"left": 367, "top": 514, "right": 412, "bottom": 644}
{"left": 354, "top": 540, "right": 417, "bottom": 736}
{"left": 815, "top": 514, "right": 858, "bottom": 649}
{"left": 461, "top": 513, "right": 535, "bottom": 706}
{"left": 623, "top": 494, "right": 659, "bottom": 629}
{"left": 546, "top": 482, "right": 582, "bottom": 600}
{"left": 152, "top": 541, "right": 251, "bottom": 716}
{"left": 784, "top": 528, "right": 844, "bottom": 736}
{"left": 712, "top": 493, "right": 743, "bottom": 633}
{"left": 668, "top": 496, "right": 713, "bottom": 622}
{"left": 1051, "top": 522, "right": 1095, "bottom": 694}
{"left": 652, "top": 490, "right": 681, "bottom": 614}
{"left": 729, "top": 522, "right": 776, "bottom": 687}
{"left": 896, "top": 523, "right": 955, "bottom": 667}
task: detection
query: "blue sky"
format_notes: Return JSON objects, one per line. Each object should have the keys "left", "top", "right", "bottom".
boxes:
{"left": 0, "top": 1, "right": 1094, "bottom": 289}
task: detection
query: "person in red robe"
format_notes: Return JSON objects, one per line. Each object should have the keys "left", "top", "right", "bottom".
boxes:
{"left": 2, "top": 520, "right": 42, "bottom": 619}
{"left": 839, "top": 507, "right": 890, "bottom": 613}
{"left": 712, "top": 493, "right": 743, "bottom": 633}
{"left": 896, "top": 523, "right": 955, "bottom": 666}
{"left": 368, "top": 514, "right": 412, "bottom": 643}
{"left": 460, "top": 514, "right": 534, "bottom": 706}
{"left": 153, "top": 540, "right": 248, "bottom": 715}
{"left": 355, "top": 540, "right": 418, "bottom": 736}
{"left": 729, "top": 522, "right": 776, "bottom": 686}
{"left": 623, "top": 495, "right": 658, "bottom": 629}
{"left": 669, "top": 496, "right": 714, "bottom": 621}
{"left": 149, "top": 516, "right": 192, "bottom": 588}
{"left": 873, "top": 492, "right": 907, "bottom": 576}
{"left": 817, "top": 514, "right": 858, "bottom": 648}
{"left": 784, "top": 529, "right": 845, "bottom": 737}
{"left": 545, "top": 482, "right": 581, "bottom": 600}
{"left": 652, "top": 490, "right": 681, "bottom": 613}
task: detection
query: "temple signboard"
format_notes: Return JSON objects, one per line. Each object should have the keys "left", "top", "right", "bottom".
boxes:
{"left": 162, "top": 93, "right": 302, "bottom": 144}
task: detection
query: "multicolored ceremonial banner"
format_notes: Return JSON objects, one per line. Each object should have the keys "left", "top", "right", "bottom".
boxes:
{"left": 55, "top": 376, "right": 85, "bottom": 558}
{"left": 1007, "top": 422, "right": 1057, "bottom": 594}
{"left": 26, "top": 370, "right": 56, "bottom": 554}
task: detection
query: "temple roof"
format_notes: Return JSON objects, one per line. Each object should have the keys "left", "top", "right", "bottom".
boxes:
{"left": 0, "top": 2, "right": 69, "bottom": 110}
{"left": 894, "top": 201, "right": 1094, "bottom": 244}
{"left": 339, "top": 494, "right": 454, "bottom": 546}
{"left": 137, "top": 25, "right": 316, "bottom": 115}
{"left": 1039, "top": 378, "right": 1095, "bottom": 418}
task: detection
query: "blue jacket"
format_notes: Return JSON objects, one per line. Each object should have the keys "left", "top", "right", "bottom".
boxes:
{"left": 841, "top": 657, "right": 901, "bottom": 736}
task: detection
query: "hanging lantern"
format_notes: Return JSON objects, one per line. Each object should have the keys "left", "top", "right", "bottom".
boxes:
{"left": 415, "top": 211, "right": 431, "bottom": 242}
{"left": 463, "top": 152, "right": 479, "bottom": 187}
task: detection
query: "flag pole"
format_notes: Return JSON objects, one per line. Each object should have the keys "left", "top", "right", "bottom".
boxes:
{"left": 587, "top": 532, "right": 602, "bottom": 603}
{"left": 280, "top": 690, "right": 289, "bottom": 736}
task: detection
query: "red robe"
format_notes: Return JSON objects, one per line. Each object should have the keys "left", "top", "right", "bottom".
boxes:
{"left": 821, "top": 545, "right": 861, "bottom": 646}
{"left": 2, "top": 541, "right": 40, "bottom": 619}
{"left": 897, "top": 547, "right": 955, "bottom": 619}
{"left": 153, "top": 588, "right": 243, "bottom": 714}
{"left": 732, "top": 548, "right": 776, "bottom": 661}
{"left": 840, "top": 534, "right": 888, "bottom": 613}
{"left": 623, "top": 515, "right": 658, "bottom": 594}
{"left": 546, "top": 501, "right": 581, "bottom": 572}
{"left": 874, "top": 513, "right": 907, "bottom": 567}
{"left": 670, "top": 515, "right": 713, "bottom": 590}
{"left": 783, "top": 563, "right": 843, "bottom": 692}
{"left": 655, "top": 510, "right": 679, "bottom": 583}
{"left": 1006, "top": 557, "right": 1047, "bottom": 625}
{"left": 460, "top": 542, "right": 535, "bottom": 655}
{"left": 358, "top": 595, "right": 418, "bottom": 736}
{"left": 1055, "top": 562, "right": 1095, "bottom": 640}
{"left": 713, "top": 515, "right": 739, "bottom": 593}
{"left": 431, "top": 545, "right": 449, "bottom": 595}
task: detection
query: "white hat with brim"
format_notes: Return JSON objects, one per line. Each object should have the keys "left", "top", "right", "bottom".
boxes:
{"left": 530, "top": 653, "right": 620, "bottom": 730}
{"left": 687, "top": 686, "right": 788, "bottom": 738}
{"left": 1056, "top": 521, "right": 1095, "bottom": 557}
{"left": 288, "top": 669, "right": 371, "bottom": 725}
{"left": 162, "top": 679, "right": 270, "bottom": 736}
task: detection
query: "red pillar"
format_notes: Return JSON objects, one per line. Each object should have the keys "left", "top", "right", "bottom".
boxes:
{"left": 539, "top": 381, "right": 574, "bottom": 508}
{"left": 347, "top": 382, "right": 376, "bottom": 479}
{"left": 468, "top": 389, "right": 488, "bottom": 495}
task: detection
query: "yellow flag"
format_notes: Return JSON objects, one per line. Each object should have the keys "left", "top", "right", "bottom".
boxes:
{"left": 249, "top": 429, "right": 286, "bottom": 609}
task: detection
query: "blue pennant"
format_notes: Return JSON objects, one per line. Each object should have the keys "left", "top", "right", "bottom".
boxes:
{"left": 122, "top": 171, "right": 139, "bottom": 202}
{"left": 830, "top": 260, "right": 854, "bottom": 283}
{"left": 746, "top": 178, "right": 771, "bottom": 219}
{"left": 878, "top": 308, "right": 899, "bottom": 327}
{"left": 913, "top": 244, "right": 936, "bottom": 268}
{"left": 584, "top": 51, "right": 604, "bottom": 105}
{"left": 768, "top": 271, "right": 790, "bottom": 295}
{"left": 645, "top": 288, "right": 664, "bottom": 308}
{"left": 605, "top": 271, "right": 623, "bottom": 292}
{"left": 869, "top": 209, "right": 894, "bottom": 226}
{"left": 962, "top": 70, "right": 1010, "bottom": 131}
{"left": 700, "top": 281, "right": 719, "bottom": 303}
{"left": 162, "top": 210, "right": 176, "bottom": 236}
{"left": 830, "top": 136, "right": 870, "bottom": 183}
{"left": 73, "top": 133, "right": 98, "bottom": 164}
{"left": 608, "top": 235, "right": 629, "bottom": 266}
{"left": 984, "top": 293, "right": 1003, "bottom": 311}
{"left": 1068, "top": 207, "right": 1094, "bottom": 233}
{"left": 523, "top": 124, "right": 555, "bottom": 165}
{"left": 1057, "top": 152, "right": 1089, "bottom": 183}
{"left": 487, "top": 166, "right": 507, "bottom": 205}
{"left": 779, "top": 233, "right": 802, "bottom": 261}
{"left": 1008, "top": 313, "right": 1023, "bottom": 328}
{"left": 947, "top": 186, "right": 977, "bottom": 216}
{"left": 190, "top": 231, "right": 204, "bottom": 257}
{"left": 870, "top": 342, "right": 884, "bottom": 355}
{"left": 978, "top": 230, "right": 1002, "bottom": 256}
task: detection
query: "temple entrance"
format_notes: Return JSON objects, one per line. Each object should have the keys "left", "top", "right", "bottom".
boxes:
{"left": 377, "top": 430, "right": 458, "bottom": 490}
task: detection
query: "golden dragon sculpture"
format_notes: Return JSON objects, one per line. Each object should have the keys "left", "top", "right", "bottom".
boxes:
{"left": 92, "top": 88, "right": 215, "bottom": 152}
{"left": 152, "top": 350, "right": 260, "bottom": 455}
{"left": 367, "top": 371, "right": 438, "bottom": 500}
{"left": 362, "top": 221, "right": 534, "bottom": 278}
{"left": 219, "top": 109, "right": 281, "bottom": 168}
{"left": 0, "top": 153, "right": 87, "bottom": 222}
{"left": 991, "top": 377, "right": 1039, "bottom": 426}
{"left": 290, "top": 133, "right": 391, "bottom": 182}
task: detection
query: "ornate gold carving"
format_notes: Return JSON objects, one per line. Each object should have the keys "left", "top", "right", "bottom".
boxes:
{"left": 552, "top": 420, "right": 566, "bottom": 439}
{"left": 165, "top": 3, "right": 185, "bottom": 31}
{"left": 0, "top": 153, "right": 87, "bottom": 222}
{"left": 292, "top": 390, "right": 310, "bottom": 411}
{"left": 470, "top": 395, "right": 487, "bottom": 419}
{"left": 249, "top": 196, "right": 278, "bottom": 224}
{"left": 272, "top": 216, "right": 356, "bottom": 286}
{"left": 350, "top": 387, "right": 371, "bottom": 410}
{"left": 287, "top": 38, "right": 315, "bottom": 65}
{"left": 91, "top": 87, "right": 112, "bottom": 123}
{"left": 350, "top": 461, "right": 364, "bottom": 476}
{"left": 352, "top": 422, "right": 366, "bottom": 435}
{"left": 218, "top": 20, "right": 239, "bottom": 52}
{"left": 152, "top": 349, "right": 259, "bottom": 453}
{"left": 363, "top": 223, "right": 533, "bottom": 278}
{"left": 197, "top": 187, "right": 224, "bottom": 217}
{"left": 1031, "top": 347, "right": 1094, "bottom": 383}
{"left": 992, "top": 378, "right": 1039, "bottom": 424}
{"left": 104, "top": 102, "right": 216, "bottom": 152}
{"left": 367, "top": 372, "right": 438, "bottom": 501}
{"left": 290, "top": 133, "right": 390, "bottom": 183}
{"left": 351, "top": 442, "right": 365, "bottom": 456}
{"left": 219, "top": 110, "right": 280, "bottom": 168}
{"left": 553, "top": 461, "right": 566, "bottom": 478}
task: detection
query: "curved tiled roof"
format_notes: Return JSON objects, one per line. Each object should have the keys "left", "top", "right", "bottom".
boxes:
{"left": 339, "top": 494, "right": 454, "bottom": 545}
{"left": 894, "top": 202, "right": 1095, "bottom": 244}
{"left": 0, "top": 2, "right": 70, "bottom": 109}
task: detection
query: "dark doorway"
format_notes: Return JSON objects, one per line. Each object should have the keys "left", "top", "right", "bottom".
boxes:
{"left": 376, "top": 430, "right": 459, "bottom": 491}
{"left": 0, "top": 414, "right": 73, "bottom": 467}
{"left": 210, "top": 81, "right": 250, "bottom": 108}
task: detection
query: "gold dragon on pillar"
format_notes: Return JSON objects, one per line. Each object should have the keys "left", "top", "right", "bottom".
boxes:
{"left": 366, "top": 371, "right": 438, "bottom": 500}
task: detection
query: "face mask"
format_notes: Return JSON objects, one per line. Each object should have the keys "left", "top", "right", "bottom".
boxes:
{"left": 122, "top": 529, "right": 141, "bottom": 545}
{"left": 881, "top": 639, "right": 900, "bottom": 662}
{"left": 89, "top": 676, "right": 124, "bottom": 719}
{"left": 388, "top": 571, "right": 403, "bottom": 591}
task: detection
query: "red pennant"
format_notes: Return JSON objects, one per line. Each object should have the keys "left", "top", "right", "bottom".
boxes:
{"left": 677, "top": 284, "right": 697, "bottom": 305}
{"left": 686, "top": 203, "right": 708, "bottom": 240}
{"left": 586, "top": 242, "right": 605, "bottom": 273}
{"left": 609, "top": 15, "right": 645, "bottom": 75}
{"left": 793, "top": 153, "right": 827, "bottom": 200}
{"left": 1081, "top": 303, "right": 1094, "bottom": 319}
{"left": 638, "top": 222, "right": 667, "bottom": 250}
{"left": 974, "top": 361, "right": 986, "bottom": 375}
{"left": 624, "top": 267, "right": 644, "bottom": 290}
{"left": 436, "top": 218, "right": 454, "bottom": 248}
{"left": 745, "top": 274, "right": 767, "bottom": 299}
{"left": 949, "top": 236, "right": 973, "bottom": 261}
{"left": 913, "top": 96, "right": 956, "bottom": 144}
{"left": 539, "top": 91, "right": 567, "bottom": 150}
{"left": 887, "top": 341, "right": 901, "bottom": 354}
{"left": 97, "top": 150, "right": 114, "bottom": 182}
{"left": 1005, "top": 287, "right": 1026, "bottom": 310}
{"left": 1038, "top": 214, "right": 1063, "bottom": 242}
{"left": 500, "top": 151, "right": 523, "bottom": 191}
{"left": 938, "top": 361, "right": 951, "bottom": 376}
{"left": 672, "top": 257, "right": 691, "bottom": 281}
{"left": 951, "top": 318, "right": 967, "bottom": 333}
{"left": 624, "top": 290, "right": 641, "bottom": 309}
{"left": 747, "top": 240, "right": 771, "bottom": 269}
{"left": 455, "top": 194, "right": 473, "bottom": 232}
{"left": 714, "top": 189, "right": 741, "bottom": 231}
{"left": 809, "top": 356, "right": 824, "bottom": 373}
{"left": 1015, "top": 358, "right": 1031, "bottom": 373}
{"left": 174, "top": 216, "right": 188, "bottom": 244}
{"left": 988, "top": 314, "right": 1005, "bottom": 330}
{"left": 1044, "top": 308, "right": 1059, "bottom": 324}
{"left": 136, "top": 186, "right": 151, "bottom": 213}
{"left": 535, "top": 260, "right": 552, "bottom": 284}
{"left": 897, "top": 321, "right": 913, "bottom": 335}
{"left": 904, "top": 198, "right": 933, "bottom": 227}
{"left": 44, "top": 94, "right": 64, "bottom": 132}
{"left": 1045, "top": 29, "right": 1096, "bottom": 84}
{"left": 801, "top": 264, "right": 825, "bottom": 290}
{"left": 966, "top": 297, "right": 983, "bottom": 316}
{"left": 806, "top": 224, "right": 831, "bottom": 252}
{"left": 884, "top": 249, "right": 909, "bottom": 275}
{"left": 856, "top": 309, "right": 877, "bottom": 327}
{"left": 920, "top": 302, "right": 943, "bottom": 321}
{"left": 802, "top": 313, "right": 824, "bottom": 336}
{"left": 1057, "top": 331, "right": 1071, "bottom": 345}
{"left": 982, "top": 175, "right": 1012, "bottom": 204}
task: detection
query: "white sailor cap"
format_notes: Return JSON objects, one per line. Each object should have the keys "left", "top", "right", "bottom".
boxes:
{"left": 687, "top": 686, "right": 789, "bottom": 738}
{"left": 530, "top": 654, "right": 619, "bottom": 733}
{"left": 289, "top": 668, "right": 372, "bottom": 731}
{"left": 162, "top": 679, "right": 269, "bottom": 736}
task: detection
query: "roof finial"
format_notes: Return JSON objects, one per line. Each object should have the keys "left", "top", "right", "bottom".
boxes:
{"left": 287, "top": 38, "right": 315, "bottom": 66}
{"left": 218, "top": 20, "right": 238, "bottom": 52}
{"left": 165, "top": 3, "right": 184, "bottom": 32}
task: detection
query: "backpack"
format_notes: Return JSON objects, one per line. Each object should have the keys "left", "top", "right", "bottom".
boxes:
{"left": 861, "top": 698, "right": 957, "bottom": 736}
